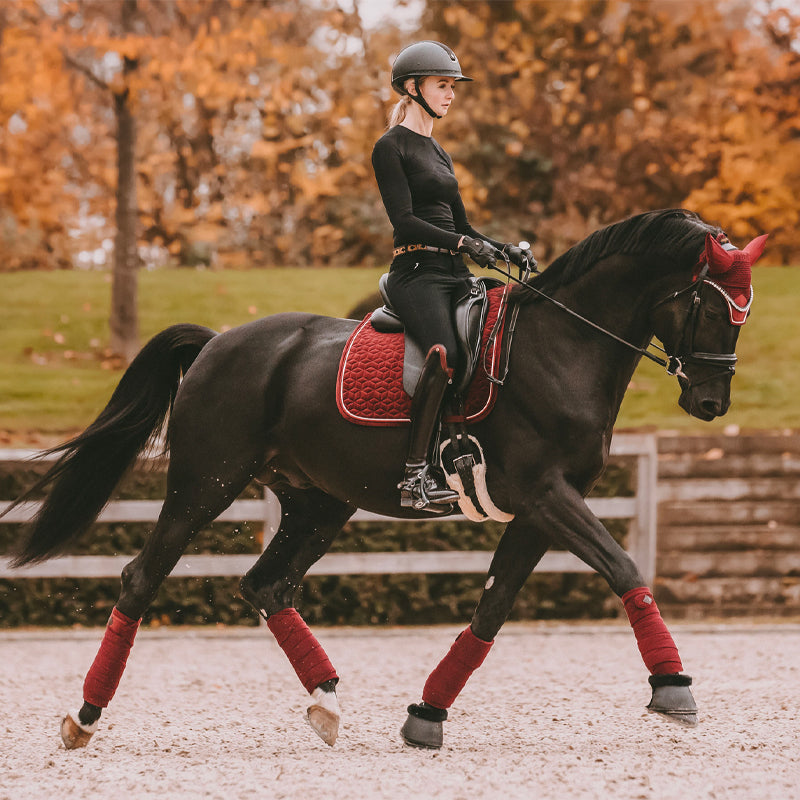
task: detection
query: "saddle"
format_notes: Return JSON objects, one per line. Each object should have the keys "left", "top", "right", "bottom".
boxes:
{"left": 370, "top": 274, "right": 506, "bottom": 397}
{"left": 337, "top": 284, "right": 507, "bottom": 427}
{"left": 337, "top": 277, "right": 514, "bottom": 523}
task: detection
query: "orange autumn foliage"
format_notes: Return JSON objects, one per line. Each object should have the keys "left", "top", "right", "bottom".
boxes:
{"left": 0, "top": 0, "right": 797, "bottom": 270}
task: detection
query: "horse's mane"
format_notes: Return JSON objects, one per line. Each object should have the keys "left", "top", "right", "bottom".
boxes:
{"left": 513, "top": 209, "right": 720, "bottom": 302}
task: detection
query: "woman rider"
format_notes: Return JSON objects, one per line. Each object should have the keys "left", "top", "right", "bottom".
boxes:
{"left": 372, "top": 41, "right": 532, "bottom": 512}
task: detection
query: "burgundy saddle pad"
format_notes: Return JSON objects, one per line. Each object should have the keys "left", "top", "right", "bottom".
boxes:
{"left": 336, "top": 286, "right": 508, "bottom": 427}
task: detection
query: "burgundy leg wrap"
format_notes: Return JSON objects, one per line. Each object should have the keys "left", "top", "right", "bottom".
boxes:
{"left": 83, "top": 607, "right": 141, "bottom": 708}
{"left": 422, "top": 626, "right": 493, "bottom": 710}
{"left": 622, "top": 587, "right": 683, "bottom": 675}
{"left": 267, "top": 608, "right": 338, "bottom": 694}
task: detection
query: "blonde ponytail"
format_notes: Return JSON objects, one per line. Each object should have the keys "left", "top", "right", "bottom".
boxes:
{"left": 388, "top": 95, "right": 412, "bottom": 128}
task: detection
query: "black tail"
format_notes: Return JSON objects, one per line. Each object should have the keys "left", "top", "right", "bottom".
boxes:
{"left": 6, "top": 323, "right": 217, "bottom": 566}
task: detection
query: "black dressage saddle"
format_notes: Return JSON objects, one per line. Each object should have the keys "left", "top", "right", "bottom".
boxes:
{"left": 369, "top": 274, "right": 505, "bottom": 396}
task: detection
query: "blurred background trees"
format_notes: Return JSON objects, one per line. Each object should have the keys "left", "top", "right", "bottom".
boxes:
{"left": 1, "top": 0, "right": 797, "bottom": 280}
{"left": 423, "top": 0, "right": 799, "bottom": 262}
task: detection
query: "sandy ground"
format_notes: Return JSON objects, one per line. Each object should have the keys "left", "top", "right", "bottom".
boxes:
{"left": 2, "top": 621, "right": 799, "bottom": 800}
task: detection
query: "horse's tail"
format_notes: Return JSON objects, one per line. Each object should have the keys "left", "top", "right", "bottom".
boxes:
{"left": 7, "top": 323, "right": 217, "bottom": 567}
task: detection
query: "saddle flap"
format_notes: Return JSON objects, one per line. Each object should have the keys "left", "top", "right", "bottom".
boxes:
{"left": 402, "top": 336, "right": 426, "bottom": 396}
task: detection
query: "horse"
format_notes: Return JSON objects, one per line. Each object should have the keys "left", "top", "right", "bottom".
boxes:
{"left": 7, "top": 209, "right": 768, "bottom": 750}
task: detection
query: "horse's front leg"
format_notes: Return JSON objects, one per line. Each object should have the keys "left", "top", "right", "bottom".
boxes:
{"left": 239, "top": 486, "right": 354, "bottom": 747}
{"left": 529, "top": 473, "right": 697, "bottom": 726}
{"left": 401, "top": 518, "right": 551, "bottom": 749}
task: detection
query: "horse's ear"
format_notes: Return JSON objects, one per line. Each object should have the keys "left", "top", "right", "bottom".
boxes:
{"left": 704, "top": 232, "right": 769, "bottom": 274}
{"left": 742, "top": 233, "right": 769, "bottom": 264}
{"left": 704, "top": 233, "right": 735, "bottom": 274}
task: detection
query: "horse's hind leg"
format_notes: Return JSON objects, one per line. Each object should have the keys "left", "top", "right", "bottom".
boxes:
{"left": 61, "top": 450, "right": 260, "bottom": 749}
{"left": 238, "top": 486, "right": 354, "bottom": 746}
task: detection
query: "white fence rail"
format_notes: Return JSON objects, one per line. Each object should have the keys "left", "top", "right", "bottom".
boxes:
{"left": 0, "top": 434, "right": 657, "bottom": 584}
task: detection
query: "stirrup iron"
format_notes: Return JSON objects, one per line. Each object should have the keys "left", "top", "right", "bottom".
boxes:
{"left": 399, "top": 462, "right": 458, "bottom": 511}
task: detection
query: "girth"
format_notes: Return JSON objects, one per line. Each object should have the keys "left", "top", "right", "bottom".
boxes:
{"left": 370, "top": 274, "right": 505, "bottom": 396}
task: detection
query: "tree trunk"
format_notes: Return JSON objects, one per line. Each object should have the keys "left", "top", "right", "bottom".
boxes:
{"left": 109, "top": 0, "right": 139, "bottom": 363}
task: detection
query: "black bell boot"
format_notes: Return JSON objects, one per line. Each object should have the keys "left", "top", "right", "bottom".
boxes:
{"left": 399, "top": 345, "right": 461, "bottom": 511}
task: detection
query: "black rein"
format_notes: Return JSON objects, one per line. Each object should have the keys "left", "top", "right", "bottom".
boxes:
{"left": 485, "top": 255, "right": 738, "bottom": 386}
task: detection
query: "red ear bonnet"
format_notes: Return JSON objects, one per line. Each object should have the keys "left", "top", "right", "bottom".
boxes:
{"left": 701, "top": 233, "right": 768, "bottom": 325}
{"left": 742, "top": 233, "right": 769, "bottom": 263}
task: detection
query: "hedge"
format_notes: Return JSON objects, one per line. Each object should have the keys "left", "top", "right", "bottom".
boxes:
{"left": 0, "top": 458, "right": 633, "bottom": 627}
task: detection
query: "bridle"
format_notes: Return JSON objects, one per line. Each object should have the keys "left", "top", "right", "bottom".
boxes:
{"left": 485, "top": 250, "right": 741, "bottom": 388}
{"left": 649, "top": 261, "right": 740, "bottom": 386}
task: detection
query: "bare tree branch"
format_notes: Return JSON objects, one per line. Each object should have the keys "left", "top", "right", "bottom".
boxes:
{"left": 60, "top": 48, "right": 110, "bottom": 92}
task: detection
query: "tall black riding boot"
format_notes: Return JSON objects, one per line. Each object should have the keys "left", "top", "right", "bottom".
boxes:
{"left": 399, "top": 345, "right": 461, "bottom": 511}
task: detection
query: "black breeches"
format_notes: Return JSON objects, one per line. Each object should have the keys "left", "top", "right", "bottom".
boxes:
{"left": 386, "top": 260, "right": 473, "bottom": 374}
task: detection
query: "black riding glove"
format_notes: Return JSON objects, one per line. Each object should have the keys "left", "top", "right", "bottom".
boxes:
{"left": 504, "top": 244, "right": 536, "bottom": 269}
{"left": 459, "top": 236, "right": 499, "bottom": 268}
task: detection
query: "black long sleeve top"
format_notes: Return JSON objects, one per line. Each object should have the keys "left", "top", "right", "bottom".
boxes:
{"left": 371, "top": 124, "right": 502, "bottom": 251}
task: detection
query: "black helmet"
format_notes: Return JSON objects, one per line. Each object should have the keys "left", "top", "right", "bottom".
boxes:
{"left": 391, "top": 41, "right": 473, "bottom": 95}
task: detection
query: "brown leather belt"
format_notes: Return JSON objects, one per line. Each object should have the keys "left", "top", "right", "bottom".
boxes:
{"left": 392, "top": 244, "right": 460, "bottom": 258}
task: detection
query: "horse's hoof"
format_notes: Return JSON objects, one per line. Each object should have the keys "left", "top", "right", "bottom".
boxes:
{"left": 647, "top": 674, "right": 698, "bottom": 727}
{"left": 60, "top": 711, "right": 98, "bottom": 749}
{"left": 400, "top": 703, "right": 447, "bottom": 749}
{"left": 306, "top": 687, "right": 340, "bottom": 747}
{"left": 401, "top": 715, "right": 443, "bottom": 749}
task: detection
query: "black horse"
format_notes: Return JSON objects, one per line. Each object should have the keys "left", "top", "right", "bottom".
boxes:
{"left": 8, "top": 209, "right": 767, "bottom": 750}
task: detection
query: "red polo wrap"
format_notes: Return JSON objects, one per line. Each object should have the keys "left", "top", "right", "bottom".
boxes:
{"left": 83, "top": 606, "right": 141, "bottom": 708}
{"left": 267, "top": 608, "right": 338, "bottom": 693}
{"left": 622, "top": 587, "right": 683, "bottom": 675}
{"left": 422, "top": 626, "right": 493, "bottom": 709}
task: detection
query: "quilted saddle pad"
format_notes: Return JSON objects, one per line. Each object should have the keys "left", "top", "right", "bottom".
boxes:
{"left": 336, "top": 286, "right": 508, "bottom": 427}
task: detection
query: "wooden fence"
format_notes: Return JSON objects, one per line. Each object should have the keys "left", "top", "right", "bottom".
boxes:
{"left": 0, "top": 433, "right": 657, "bottom": 584}
{"left": 655, "top": 433, "right": 800, "bottom": 618}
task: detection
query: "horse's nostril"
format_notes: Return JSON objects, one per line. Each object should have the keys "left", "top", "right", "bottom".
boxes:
{"left": 700, "top": 399, "right": 722, "bottom": 417}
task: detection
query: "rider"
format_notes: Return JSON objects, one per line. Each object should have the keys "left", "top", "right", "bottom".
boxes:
{"left": 372, "top": 41, "right": 533, "bottom": 512}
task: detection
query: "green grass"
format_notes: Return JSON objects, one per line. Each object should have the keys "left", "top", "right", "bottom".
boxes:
{"left": 0, "top": 267, "right": 385, "bottom": 433}
{"left": 0, "top": 265, "right": 797, "bottom": 434}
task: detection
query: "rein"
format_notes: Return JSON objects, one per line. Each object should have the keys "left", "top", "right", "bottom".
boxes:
{"left": 484, "top": 254, "right": 737, "bottom": 386}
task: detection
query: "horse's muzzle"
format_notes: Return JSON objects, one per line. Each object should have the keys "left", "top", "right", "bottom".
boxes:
{"left": 679, "top": 385, "right": 731, "bottom": 421}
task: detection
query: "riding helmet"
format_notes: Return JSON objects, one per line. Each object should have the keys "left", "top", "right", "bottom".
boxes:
{"left": 390, "top": 41, "right": 473, "bottom": 95}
